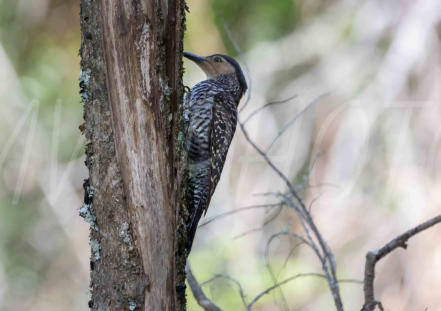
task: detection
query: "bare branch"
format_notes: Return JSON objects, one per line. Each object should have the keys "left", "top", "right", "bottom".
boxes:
{"left": 242, "top": 95, "right": 297, "bottom": 124}
{"left": 264, "top": 233, "right": 306, "bottom": 311}
{"left": 247, "top": 272, "right": 363, "bottom": 311}
{"left": 266, "top": 231, "right": 312, "bottom": 254}
{"left": 308, "top": 192, "right": 325, "bottom": 213}
{"left": 186, "top": 263, "right": 223, "bottom": 311}
{"left": 238, "top": 118, "right": 344, "bottom": 310}
{"left": 247, "top": 273, "right": 327, "bottom": 310}
{"left": 361, "top": 214, "right": 441, "bottom": 311}
{"left": 278, "top": 242, "right": 304, "bottom": 278}
{"left": 233, "top": 227, "right": 265, "bottom": 240}
{"left": 232, "top": 205, "right": 284, "bottom": 240}
{"left": 263, "top": 231, "right": 313, "bottom": 280}
{"left": 200, "top": 274, "right": 248, "bottom": 308}
{"left": 199, "top": 203, "right": 282, "bottom": 227}
{"left": 221, "top": 20, "right": 343, "bottom": 311}
{"left": 220, "top": 19, "right": 252, "bottom": 113}
{"left": 253, "top": 191, "right": 289, "bottom": 198}
{"left": 264, "top": 94, "right": 327, "bottom": 152}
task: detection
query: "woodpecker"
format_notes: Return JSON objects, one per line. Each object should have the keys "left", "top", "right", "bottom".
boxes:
{"left": 183, "top": 52, "right": 247, "bottom": 252}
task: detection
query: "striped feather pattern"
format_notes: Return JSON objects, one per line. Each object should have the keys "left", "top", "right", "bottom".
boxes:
{"left": 185, "top": 74, "right": 244, "bottom": 251}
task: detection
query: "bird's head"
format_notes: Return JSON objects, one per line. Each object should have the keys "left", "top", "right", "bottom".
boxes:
{"left": 184, "top": 52, "right": 247, "bottom": 98}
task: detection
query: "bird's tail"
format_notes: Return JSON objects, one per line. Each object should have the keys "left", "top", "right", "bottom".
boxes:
{"left": 186, "top": 207, "right": 202, "bottom": 253}
{"left": 186, "top": 187, "right": 210, "bottom": 253}
{"left": 186, "top": 160, "right": 211, "bottom": 253}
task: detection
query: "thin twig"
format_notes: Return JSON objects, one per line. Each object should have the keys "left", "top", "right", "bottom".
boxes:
{"left": 247, "top": 273, "right": 363, "bottom": 311}
{"left": 233, "top": 226, "right": 264, "bottom": 240}
{"left": 265, "top": 94, "right": 327, "bottom": 152}
{"left": 361, "top": 214, "right": 441, "bottom": 311}
{"left": 222, "top": 21, "right": 343, "bottom": 311}
{"left": 221, "top": 20, "right": 252, "bottom": 113}
{"left": 200, "top": 273, "right": 248, "bottom": 308}
{"left": 304, "top": 182, "right": 340, "bottom": 190}
{"left": 263, "top": 231, "right": 312, "bottom": 278}
{"left": 186, "top": 263, "right": 223, "bottom": 311}
{"left": 266, "top": 231, "right": 312, "bottom": 253}
{"left": 247, "top": 273, "right": 327, "bottom": 310}
{"left": 242, "top": 95, "right": 297, "bottom": 124}
{"left": 308, "top": 192, "right": 325, "bottom": 213}
{"left": 264, "top": 233, "right": 305, "bottom": 311}
{"left": 238, "top": 121, "right": 344, "bottom": 310}
{"left": 253, "top": 191, "right": 288, "bottom": 197}
{"left": 278, "top": 242, "right": 304, "bottom": 278}
{"left": 232, "top": 205, "right": 284, "bottom": 239}
{"left": 199, "top": 203, "right": 281, "bottom": 227}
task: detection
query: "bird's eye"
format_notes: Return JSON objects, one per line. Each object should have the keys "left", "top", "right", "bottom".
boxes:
{"left": 213, "top": 56, "right": 223, "bottom": 63}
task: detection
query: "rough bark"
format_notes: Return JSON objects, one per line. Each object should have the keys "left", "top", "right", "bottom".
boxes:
{"left": 79, "top": 0, "right": 187, "bottom": 310}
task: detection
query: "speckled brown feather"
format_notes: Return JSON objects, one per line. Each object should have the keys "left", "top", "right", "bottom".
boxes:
{"left": 185, "top": 54, "right": 247, "bottom": 252}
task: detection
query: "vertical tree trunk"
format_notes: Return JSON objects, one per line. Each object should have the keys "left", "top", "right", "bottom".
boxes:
{"left": 79, "top": 1, "right": 187, "bottom": 310}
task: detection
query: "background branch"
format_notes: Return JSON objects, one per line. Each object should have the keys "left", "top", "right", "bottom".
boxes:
{"left": 200, "top": 274, "right": 248, "bottom": 308}
{"left": 186, "top": 263, "right": 223, "bottom": 311}
{"left": 238, "top": 116, "right": 344, "bottom": 311}
{"left": 199, "top": 203, "right": 281, "bottom": 227}
{"left": 362, "top": 215, "right": 441, "bottom": 311}
{"left": 242, "top": 95, "right": 297, "bottom": 124}
{"left": 221, "top": 20, "right": 344, "bottom": 310}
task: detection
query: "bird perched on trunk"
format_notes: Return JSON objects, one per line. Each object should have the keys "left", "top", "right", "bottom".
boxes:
{"left": 183, "top": 52, "right": 247, "bottom": 252}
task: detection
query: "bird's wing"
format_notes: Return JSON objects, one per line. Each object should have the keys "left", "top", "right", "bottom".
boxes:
{"left": 205, "top": 94, "right": 237, "bottom": 213}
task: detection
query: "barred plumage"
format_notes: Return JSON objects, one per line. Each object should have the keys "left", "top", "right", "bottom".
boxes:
{"left": 184, "top": 52, "right": 247, "bottom": 252}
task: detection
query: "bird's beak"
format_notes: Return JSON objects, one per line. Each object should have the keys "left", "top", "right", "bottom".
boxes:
{"left": 183, "top": 52, "right": 207, "bottom": 64}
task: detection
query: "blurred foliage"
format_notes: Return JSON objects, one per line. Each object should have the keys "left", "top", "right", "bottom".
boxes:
{"left": 211, "top": 0, "right": 301, "bottom": 54}
{"left": 0, "top": 0, "right": 84, "bottom": 309}
{"left": 0, "top": 0, "right": 80, "bottom": 109}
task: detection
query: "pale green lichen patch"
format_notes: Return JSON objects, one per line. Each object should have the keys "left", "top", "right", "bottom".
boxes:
{"left": 159, "top": 77, "right": 172, "bottom": 113}
{"left": 79, "top": 182, "right": 98, "bottom": 230}
{"left": 122, "top": 258, "right": 136, "bottom": 269}
{"left": 177, "top": 131, "right": 184, "bottom": 143}
{"left": 90, "top": 239, "right": 101, "bottom": 261}
{"left": 163, "top": 83, "right": 171, "bottom": 97}
{"left": 129, "top": 300, "right": 137, "bottom": 310}
{"left": 78, "top": 203, "right": 98, "bottom": 231}
{"left": 119, "top": 222, "right": 134, "bottom": 251}
{"left": 79, "top": 69, "right": 91, "bottom": 103}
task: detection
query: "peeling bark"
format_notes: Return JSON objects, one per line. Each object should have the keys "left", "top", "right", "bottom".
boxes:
{"left": 80, "top": 0, "right": 187, "bottom": 310}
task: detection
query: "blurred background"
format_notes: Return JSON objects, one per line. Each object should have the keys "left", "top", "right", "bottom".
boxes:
{"left": 1, "top": 0, "right": 441, "bottom": 310}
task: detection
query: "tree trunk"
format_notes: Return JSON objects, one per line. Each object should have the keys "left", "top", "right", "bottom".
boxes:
{"left": 79, "top": 1, "right": 187, "bottom": 310}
